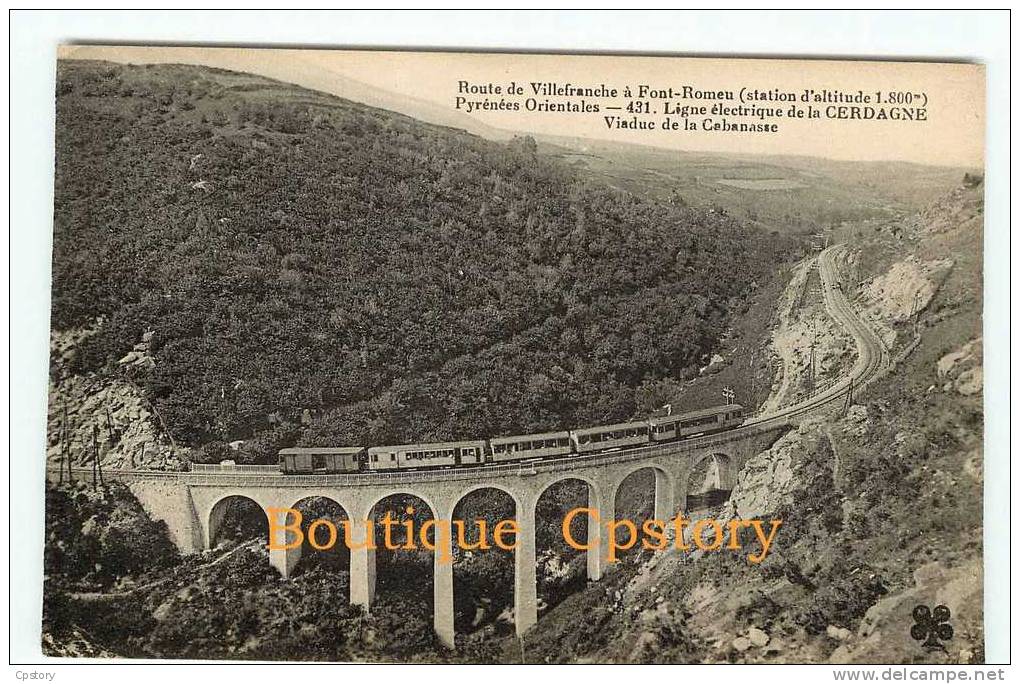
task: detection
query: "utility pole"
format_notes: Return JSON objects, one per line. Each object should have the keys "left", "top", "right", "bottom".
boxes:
{"left": 809, "top": 338, "right": 815, "bottom": 390}
{"left": 722, "top": 386, "right": 735, "bottom": 405}
{"left": 57, "top": 415, "right": 65, "bottom": 486}
{"left": 91, "top": 425, "right": 98, "bottom": 488}
{"left": 62, "top": 404, "right": 73, "bottom": 484}
{"left": 807, "top": 323, "right": 816, "bottom": 392}
{"left": 92, "top": 425, "right": 105, "bottom": 488}
{"left": 105, "top": 407, "right": 117, "bottom": 448}
{"left": 911, "top": 290, "right": 922, "bottom": 337}
{"left": 842, "top": 377, "right": 854, "bottom": 415}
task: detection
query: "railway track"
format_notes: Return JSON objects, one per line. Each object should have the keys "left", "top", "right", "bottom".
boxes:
{"left": 747, "top": 244, "right": 890, "bottom": 427}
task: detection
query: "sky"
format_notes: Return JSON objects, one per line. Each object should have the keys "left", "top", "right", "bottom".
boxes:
{"left": 60, "top": 45, "right": 985, "bottom": 169}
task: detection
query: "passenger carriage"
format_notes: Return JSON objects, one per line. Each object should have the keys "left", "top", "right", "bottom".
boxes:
{"left": 489, "top": 430, "right": 572, "bottom": 463}
{"left": 570, "top": 420, "right": 650, "bottom": 454}
{"left": 366, "top": 440, "right": 487, "bottom": 471}
{"left": 674, "top": 404, "right": 744, "bottom": 437}
{"left": 648, "top": 414, "right": 684, "bottom": 442}
{"left": 279, "top": 446, "right": 365, "bottom": 474}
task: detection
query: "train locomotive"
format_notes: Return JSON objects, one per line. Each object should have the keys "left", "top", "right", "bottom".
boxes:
{"left": 278, "top": 403, "right": 744, "bottom": 475}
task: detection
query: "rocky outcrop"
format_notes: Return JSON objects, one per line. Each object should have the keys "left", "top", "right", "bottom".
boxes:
{"left": 860, "top": 256, "right": 954, "bottom": 330}
{"left": 719, "top": 416, "right": 828, "bottom": 521}
{"left": 936, "top": 338, "right": 983, "bottom": 397}
{"left": 48, "top": 326, "right": 188, "bottom": 471}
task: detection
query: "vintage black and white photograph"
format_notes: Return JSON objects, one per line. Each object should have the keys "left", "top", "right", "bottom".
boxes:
{"left": 36, "top": 43, "right": 988, "bottom": 665}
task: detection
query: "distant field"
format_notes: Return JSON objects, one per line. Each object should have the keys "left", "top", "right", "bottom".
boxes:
{"left": 537, "top": 135, "right": 968, "bottom": 236}
{"left": 716, "top": 178, "right": 807, "bottom": 190}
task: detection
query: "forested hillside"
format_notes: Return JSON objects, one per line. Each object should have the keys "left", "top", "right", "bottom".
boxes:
{"left": 52, "top": 60, "right": 797, "bottom": 461}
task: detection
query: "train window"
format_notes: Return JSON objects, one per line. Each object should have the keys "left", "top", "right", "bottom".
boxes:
{"left": 313, "top": 455, "right": 327, "bottom": 470}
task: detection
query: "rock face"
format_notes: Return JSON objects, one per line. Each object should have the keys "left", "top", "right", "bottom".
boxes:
{"left": 718, "top": 417, "right": 828, "bottom": 521}
{"left": 858, "top": 256, "right": 953, "bottom": 348}
{"left": 863, "top": 257, "right": 952, "bottom": 323}
{"left": 48, "top": 326, "right": 188, "bottom": 471}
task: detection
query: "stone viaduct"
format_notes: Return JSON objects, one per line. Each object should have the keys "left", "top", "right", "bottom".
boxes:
{"left": 55, "top": 422, "right": 785, "bottom": 649}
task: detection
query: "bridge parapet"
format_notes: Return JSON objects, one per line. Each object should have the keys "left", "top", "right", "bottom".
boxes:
{"left": 47, "top": 421, "right": 788, "bottom": 489}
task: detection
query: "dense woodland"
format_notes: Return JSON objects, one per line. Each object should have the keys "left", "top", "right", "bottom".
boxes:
{"left": 52, "top": 60, "right": 796, "bottom": 462}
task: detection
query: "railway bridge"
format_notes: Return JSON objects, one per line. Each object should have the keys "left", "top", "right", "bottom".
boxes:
{"left": 53, "top": 423, "right": 785, "bottom": 649}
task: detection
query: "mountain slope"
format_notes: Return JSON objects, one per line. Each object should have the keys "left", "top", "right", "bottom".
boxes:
{"left": 51, "top": 60, "right": 798, "bottom": 460}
